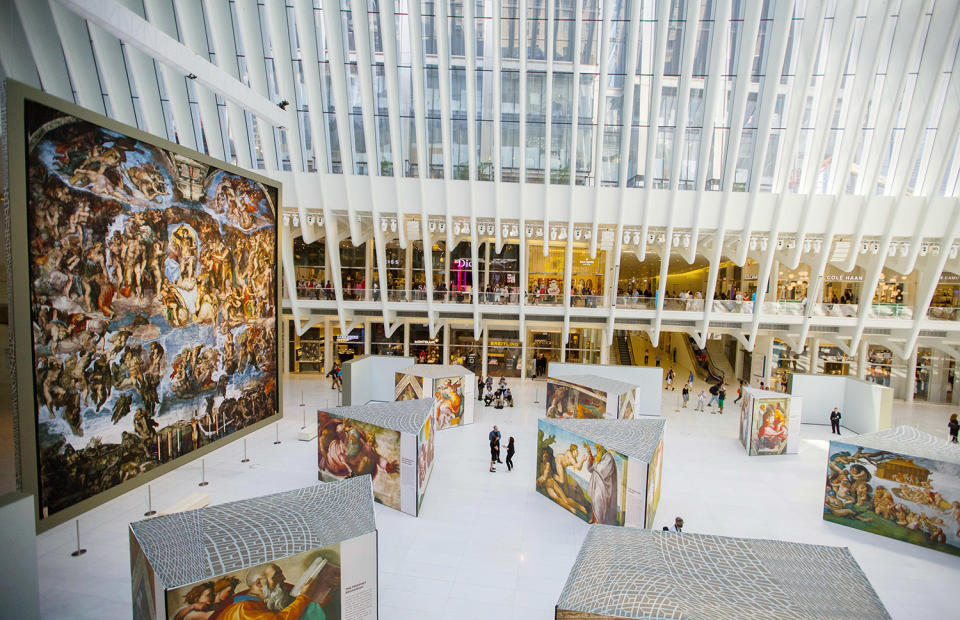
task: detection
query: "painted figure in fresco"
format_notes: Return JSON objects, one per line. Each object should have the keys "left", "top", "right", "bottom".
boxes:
{"left": 434, "top": 379, "right": 464, "bottom": 428}
{"left": 537, "top": 447, "right": 589, "bottom": 517}
{"left": 755, "top": 404, "right": 787, "bottom": 452}
{"left": 171, "top": 581, "right": 215, "bottom": 620}
{"left": 214, "top": 563, "right": 336, "bottom": 620}
{"left": 318, "top": 415, "right": 400, "bottom": 480}
{"left": 583, "top": 442, "right": 619, "bottom": 525}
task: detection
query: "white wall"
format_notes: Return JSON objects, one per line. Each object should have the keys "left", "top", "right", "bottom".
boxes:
{"left": 342, "top": 355, "right": 416, "bottom": 405}
{"left": 548, "top": 363, "right": 663, "bottom": 416}
{"left": 0, "top": 494, "right": 39, "bottom": 619}
{"left": 790, "top": 374, "right": 893, "bottom": 434}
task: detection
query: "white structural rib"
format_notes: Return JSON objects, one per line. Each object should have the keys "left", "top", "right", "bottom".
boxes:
{"left": 434, "top": 0, "right": 455, "bottom": 251}
{"left": 605, "top": 0, "right": 640, "bottom": 346}
{"left": 492, "top": 2, "right": 503, "bottom": 254}
{"left": 697, "top": 0, "right": 767, "bottom": 347}
{"left": 86, "top": 23, "right": 139, "bottom": 127}
{"left": 115, "top": 0, "right": 167, "bottom": 139}
{"left": 403, "top": 0, "right": 437, "bottom": 337}
{"left": 792, "top": 0, "right": 896, "bottom": 353}
{"left": 463, "top": 0, "right": 482, "bottom": 339}
{"left": 652, "top": 0, "right": 705, "bottom": 346}
{"left": 636, "top": 3, "right": 671, "bottom": 264}
{"left": 746, "top": 0, "right": 826, "bottom": 351}
{"left": 171, "top": 0, "right": 227, "bottom": 160}
{"left": 263, "top": 1, "right": 306, "bottom": 172}
{"left": 543, "top": 0, "right": 556, "bottom": 260}
{"left": 232, "top": 0, "right": 279, "bottom": 172}
{"left": 143, "top": 0, "right": 199, "bottom": 151}
{"left": 48, "top": 2, "right": 105, "bottom": 115}
{"left": 588, "top": 0, "right": 614, "bottom": 258}
{"left": 0, "top": 3, "right": 41, "bottom": 88}
{"left": 782, "top": 0, "right": 859, "bottom": 271}
{"left": 518, "top": 0, "right": 530, "bottom": 339}
{"left": 13, "top": 0, "right": 73, "bottom": 101}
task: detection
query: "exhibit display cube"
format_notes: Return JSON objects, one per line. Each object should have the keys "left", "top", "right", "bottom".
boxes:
{"left": 556, "top": 526, "right": 890, "bottom": 619}
{"left": 128, "top": 477, "right": 378, "bottom": 620}
{"left": 395, "top": 364, "right": 475, "bottom": 430}
{"left": 824, "top": 425, "right": 960, "bottom": 557}
{"left": 342, "top": 354, "right": 415, "bottom": 405}
{"left": 318, "top": 399, "right": 435, "bottom": 516}
{"left": 545, "top": 374, "right": 642, "bottom": 419}
{"left": 738, "top": 387, "right": 803, "bottom": 455}
{"left": 536, "top": 418, "right": 664, "bottom": 528}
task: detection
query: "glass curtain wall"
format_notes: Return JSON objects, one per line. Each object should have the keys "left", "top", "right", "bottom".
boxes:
{"left": 450, "top": 327, "right": 482, "bottom": 374}
{"left": 487, "top": 329, "right": 522, "bottom": 377}
{"left": 293, "top": 238, "right": 326, "bottom": 298}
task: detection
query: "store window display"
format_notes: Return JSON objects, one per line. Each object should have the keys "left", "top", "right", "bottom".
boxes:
{"left": 409, "top": 324, "right": 441, "bottom": 364}
{"left": 290, "top": 325, "right": 325, "bottom": 373}
{"left": 487, "top": 330, "right": 522, "bottom": 377}
{"left": 449, "top": 328, "right": 482, "bottom": 374}
{"left": 371, "top": 322, "right": 404, "bottom": 356}
{"left": 340, "top": 240, "right": 367, "bottom": 300}
{"left": 530, "top": 331, "right": 562, "bottom": 377}
{"left": 293, "top": 238, "right": 327, "bottom": 299}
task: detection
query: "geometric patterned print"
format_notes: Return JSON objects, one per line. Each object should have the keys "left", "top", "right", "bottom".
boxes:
{"left": 851, "top": 425, "right": 960, "bottom": 466}
{"left": 557, "top": 526, "right": 891, "bottom": 620}
{"left": 543, "top": 418, "right": 665, "bottom": 463}
{"left": 552, "top": 374, "right": 639, "bottom": 395}
{"left": 322, "top": 398, "right": 433, "bottom": 435}
{"left": 129, "top": 477, "right": 376, "bottom": 588}
{"left": 398, "top": 363, "right": 474, "bottom": 379}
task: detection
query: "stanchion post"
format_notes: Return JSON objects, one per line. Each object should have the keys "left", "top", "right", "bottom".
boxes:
{"left": 241, "top": 438, "right": 250, "bottom": 463}
{"left": 273, "top": 423, "right": 281, "bottom": 445}
{"left": 198, "top": 458, "right": 209, "bottom": 486}
{"left": 70, "top": 520, "right": 86, "bottom": 557}
{"left": 144, "top": 484, "right": 156, "bottom": 517}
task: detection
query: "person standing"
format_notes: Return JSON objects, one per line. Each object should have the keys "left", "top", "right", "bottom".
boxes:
{"left": 477, "top": 375, "right": 484, "bottom": 400}
{"left": 681, "top": 382, "right": 690, "bottom": 408}
{"left": 505, "top": 437, "right": 515, "bottom": 471}
{"left": 489, "top": 434, "right": 499, "bottom": 472}
{"left": 717, "top": 385, "right": 726, "bottom": 414}
{"left": 949, "top": 414, "right": 959, "bottom": 443}
{"left": 734, "top": 379, "right": 744, "bottom": 404}
{"left": 696, "top": 389, "right": 707, "bottom": 412}
{"left": 655, "top": 352, "right": 661, "bottom": 367}
{"left": 644, "top": 351, "right": 649, "bottom": 365}
{"left": 830, "top": 408, "right": 842, "bottom": 435}
{"left": 707, "top": 382, "right": 720, "bottom": 409}
{"left": 665, "top": 368, "right": 674, "bottom": 391}
{"left": 688, "top": 371, "right": 694, "bottom": 386}
{"left": 489, "top": 426, "right": 502, "bottom": 463}
{"left": 670, "top": 517, "right": 684, "bottom": 533}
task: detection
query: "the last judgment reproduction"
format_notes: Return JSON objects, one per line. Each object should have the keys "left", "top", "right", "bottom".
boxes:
{"left": 24, "top": 101, "right": 278, "bottom": 519}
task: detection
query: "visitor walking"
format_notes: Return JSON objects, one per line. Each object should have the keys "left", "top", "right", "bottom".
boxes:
{"left": 665, "top": 368, "right": 674, "bottom": 391}
{"left": 681, "top": 383, "right": 690, "bottom": 408}
{"left": 707, "top": 382, "right": 721, "bottom": 409}
{"left": 734, "top": 380, "right": 744, "bottom": 404}
{"left": 950, "top": 414, "right": 959, "bottom": 443}
{"left": 655, "top": 352, "right": 661, "bottom": 367}
{"left": 477, "top": 375, "right": 484, "bottom": 400}
{"left": 672, "top": 347, "right": 677, "bottom": 364}
{"left": 506, "top": 437, "right": 515, "bottom": 471}
{"left": 830, "top": 408, "right": 842, "bottom": 435}
{"left": 644, "top": 351, "right": 649, "bottom": 365}
{"left": 688, "top": 371, "right": 694, "bottom": 386}
{"left": 696, "top": 389, "right": 707, "bottom": 412}
{"left": 717, "top": 385, "right": 726, "bottom": 414}
{"left": 670, "top": 517, "right": 684, "bottom": 533}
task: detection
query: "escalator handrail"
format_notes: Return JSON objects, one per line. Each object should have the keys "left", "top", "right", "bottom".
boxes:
{"left": 687, "top": 336, "right": 725, "bottom": 384}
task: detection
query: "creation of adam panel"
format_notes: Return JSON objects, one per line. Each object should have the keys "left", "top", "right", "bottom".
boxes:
{"left": 6, "top": 84, "right": 280, "bottom": 527}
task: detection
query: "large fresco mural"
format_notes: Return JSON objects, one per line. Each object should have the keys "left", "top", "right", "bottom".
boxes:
{"left": 536, "top": 424, "right": 627, "bottom": 525}
{"left": 824, "top": 441, "right": 960, "bottom": 557}
{"left": 164, "top": 543, "right": 343, "bottom": 619}
{"left": 21, "top": 99, "right": 278, "bottom": 521}
{"left": 750, "top": 397, "right": 790, "bottom": 456}
{"left": 417, "top": 414, "right": 435, "bottom": 513}
{"left": 545, "top": 378, "right": 607, "bottom": 419}
{"left": 317, "top": 411, "right": 401, "bottom": 510}
{"left": 394, "top": 373, "right": 423, "bottom": 401}
{"left": 433, "top": 376, "right": 465, "bottom": 429}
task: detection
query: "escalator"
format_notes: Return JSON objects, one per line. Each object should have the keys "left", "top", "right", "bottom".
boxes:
{"left": 685, "top": 335, "right": 725, "bottom": 384}
{"left": 615, "top": 331, "right": 633, "bottom": 365}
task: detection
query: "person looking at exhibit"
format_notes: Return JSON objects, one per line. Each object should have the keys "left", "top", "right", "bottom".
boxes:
{"left": 671, "top": 517, "right": 684, "bottom": 533}
{"left": 506, "top": 437, "right": 515, "bottom": 471}
{"left": 949, "top": 414, "right": 959, "bottom": 443}
{"left": 830, "top": 408, "right": 843, "bottom": 435}
{"left": 681, "top": 383, "right": 690, "bottom": 408}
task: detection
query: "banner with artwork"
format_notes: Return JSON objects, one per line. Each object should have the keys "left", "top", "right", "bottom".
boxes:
{"left": 824, "top": 441, "right": 960, "bottom": 557}
{"left": 750, "top": 397, "right": 791, "bottom": 456}
{"left": 536, "top": 420, "right": 628, "bottom": 525}
{"left": 645, "top": 436, "right": 664, "bottom": 528}
{"left": 317, "top": 411, "right": 403, "bottom": 511}
{"left": 545, "top": 379, "right": 608, "bottom": 419}
{"left": 163, "top": 532, "right": 378, "bottom": 619}
{"left": 417, "top": 415, "right": 435, "bottom": 513}
{"left": 8, "top": 88, "right": 279, "bottom": 528}
{"left": 738, "top": 390, "right": 754, "bottom": 449}
{"left": 432, "top": 376, "right": 465, "bottom": 429}
{"left": 394, "top": 373, "right": 423, "bottom": 401}
{"left": 618, "top": 389, "right": 636, "bottom": 419}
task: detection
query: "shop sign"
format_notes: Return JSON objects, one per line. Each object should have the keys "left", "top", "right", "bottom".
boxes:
{"left": 825, "top": 274, "right": 863, "bottom": 282}
{"left": 453, "top": 258, "right": 472, "bottom": 268}
{"left": 413, "top": 339, "right": 439, "bottom": 345}
{"left": 489, "top": 340, "right": 520, "bottom": 347}
{"left": 336, "top": 333, "right": 361, "bottom": 343}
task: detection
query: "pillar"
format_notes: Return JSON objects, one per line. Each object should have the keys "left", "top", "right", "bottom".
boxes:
{"left": 857, "top": 340, "right": 867, "bottom": 380}
{"left": 603, "top": 243, "right": 616, "bottom": 306}
{"left": 481, "top": 324, "right": 489, "bottom": 377}
{"left": 405, "top": 243, "right": 413, "bottom": 301}
{"left": 600, "top": 335, "right": 610, "bottom": 365}
{"left": 905, "top": 348, "right": 917, "bottom": 403}
{"left": 403, "top": 322, "right": 410, "bottom": 357}
{"left": 808, "top": 338, "right": 820, "bottom": 374}
{"left": 521, "top": 326, "right": 529, "bottom": 378}
{"left": 281, "top": 319, "right": 289, "bottom": 376}
{"left": 483, "top": 241, "right": 491, "bottom": 288}
{"left": 444, "top": 245, "right": 452, "bottom": 295}
{"left": 735, "top": 344, "right": 745, "bottom": 381}
{"left": 363, "top": 320, "right": 371, "bottom": 355}
{"left": 442, "top": 323, "right": 450, "bottom": 364}
{"left": 323, "top": 319, "right": 333, "bottom": 373}
{"left": 364, "top": 241, "right": 373, "bottom": 301}
{"left": 769, "top": 259, "right": 780, "bottom": 301}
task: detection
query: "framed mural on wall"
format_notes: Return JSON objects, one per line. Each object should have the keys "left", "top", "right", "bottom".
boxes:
{"left": 4, "top": 82, "right": 281, "bottom": 531}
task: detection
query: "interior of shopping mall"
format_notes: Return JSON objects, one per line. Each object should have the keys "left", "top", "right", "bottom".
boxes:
{"left": 2, "top": 0, "right": 960, "bottom": 618}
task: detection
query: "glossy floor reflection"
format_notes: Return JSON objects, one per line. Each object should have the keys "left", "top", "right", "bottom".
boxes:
{"left": 35, "top": 376, "right": 959, "bottom": 619}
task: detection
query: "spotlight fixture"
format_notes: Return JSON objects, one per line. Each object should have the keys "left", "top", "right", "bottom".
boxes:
{"left": 673, "top": 234, "right": 680, "bottom": 246}
{"left": 575, "top": 229, "right": 582, "bottom": 240}
{"left": 291, "top": 215, "right": 300, "bottom": 227}
{"left": 438, "top": 222, "right": 445, "bottom": 232}
{"left": 750, "top": 238, "right": 757, "bottom": 251}
{"left": 804, "top": 240, "right": 812, "bottom": 253}
{"left": 390, "top": 219, "right": 397, "bottom": 232}
{"left": 478, "top": 224, "right": 485, "bottom": 234}
{"left": 871, "top": 242, "right": 879, "bottom": 254}
{"left": 648, "top": 234, "right": 655, "bottom": 243}
{"left": 814, "top": 239, "right": 822, "bottom": 252}
{"left": 559, "top": 228, "right": 568, "bottom": 240}
{"left": 277, "top": 100, "right": 290, "bottom": 110}
{"left": 462, "top": 223, "right": 470, "bottom": 234}
{"left": 526, "top": 226, "right": 534, "bottom": 238}
{"left": 536, "top": 227, "right": 543, "bottom": 237}
{"left": 888, "top": 243, "right": 897, "bottom": 257}
{"left": 503, "top": 225, "right": 510, "bottom": 237}
{"left": 861, "top": 242, "right": 869, "bottom": 253}
{"left": 657, "top": 234, "right": 665, "bottom": 243}
{"left": 951, "top": 245, "right": 958, "bottom": 259}
{"left": 633, "top": 232, "right": 641, "bottom": 245}
{"left": 682, "top": 234, "right": 690, "bottom": 248}
{"left": 760, "top": 238, "right": 768, "bottom": 251}
{"left": 584, "top": 229, "right": 591, "bottom": 240}
{"left": 777, "top": 238, "right": 784, "bottom": 250}
{"left": 511, "top": 225, "right": 518, "bottom": 237}
{"left": 282, "top": 214, "right": 290, "bottom": 227}
{"left": 932, "top": 244, "right": 941, "bottom": 256}
{"left": 454, "top": 222, "right": 462, "bottom": 235}
{"left": 623, "top": 232, "right": 631, "bottom": 245}
{"left": 186, "top": 73, "right": 198, "bottom": 80}
{"left": 920, "top": 244, "right": 929, "bottom": 256}
{"left": 307, "top": 214, "right": 314, "bottom": 225}
{"left": 429, "top": 220, "right": 436, "bottom": 232}
{"left": 316, "top": 215, "right": 323, "bottom": 226}
{"left": 550, "top": 228, "right": 558, "bottom": 241}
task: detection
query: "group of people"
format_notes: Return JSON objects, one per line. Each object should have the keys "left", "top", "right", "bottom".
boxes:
{"left": 488, "top": 425, "right": 515, "bottom": 472}
{"left": 478, "top": 376, "right": 513, "bottom": 408}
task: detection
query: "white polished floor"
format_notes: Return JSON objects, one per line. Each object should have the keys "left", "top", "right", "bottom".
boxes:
{"left": 35, "top": 376, "right": 960, "bottom": 619}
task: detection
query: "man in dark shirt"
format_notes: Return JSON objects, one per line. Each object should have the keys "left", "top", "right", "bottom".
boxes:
{"left": 830, "top": 408, "right": 842, "bottom": 435}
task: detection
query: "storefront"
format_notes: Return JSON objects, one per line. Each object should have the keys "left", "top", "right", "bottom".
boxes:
{"left": 450, "top": 241, "right": 478, "bottom": 297}
{"left": 866, "top": 345, "right": 893, "bottom": 387}
{"left": 340, "top": 240, "right": 367, "bottom": 299}
{"left": 293, "top": 238, "right": 327, "bottom": 299}
{"left": 412, "top": 240, "right": 446, "bottom": 293}
{"left": 932, "top": 273, "right": 960, "bottom": 308}
{"left": 409, "top": 323, "right": 441, "bottom": 364}
{"left": 333, "top": 326, "right": 364, "bottom": 362}
{"left": 487, "top": 329, "right": 522, "bottom": 377}
{"left": 289, "top": 323, "right": 324, "bottom": 373}
{"left": 528, "top": 330, "right": 562, "bottom": 375}
{"left": 487, "top": 243, "right": 520, "bottom": 297}
{"left": 449, "top": 327, "right": 482, "bottom": 374}
{"left": 373, "top": 241, "right": 406, "bottom": 294}
{"left": 819, "top": 345, "right": 851, "bottom": 375}
{"left": 565, "top": 327, "right": 602, "bottom": 364}
{"left": 371, "top": 322, "right": 404, "bottom": 356}
{"left": 527, "top": 245, "right": 605, "bottom": 305}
